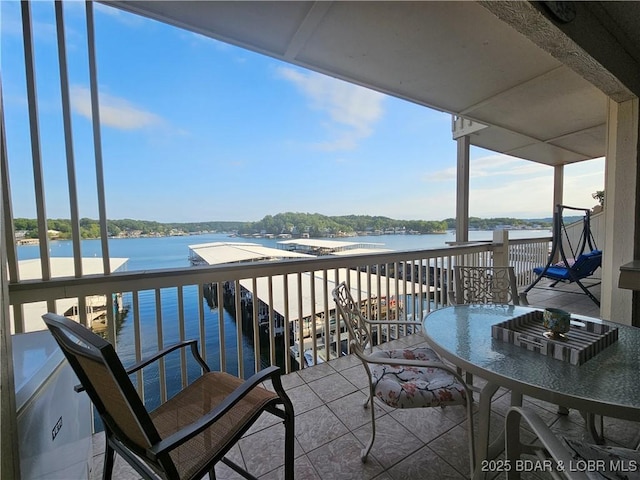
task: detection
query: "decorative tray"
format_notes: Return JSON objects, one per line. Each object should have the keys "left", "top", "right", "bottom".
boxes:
{"left": 491, "top": 310, "right": 618, "bottom": 365}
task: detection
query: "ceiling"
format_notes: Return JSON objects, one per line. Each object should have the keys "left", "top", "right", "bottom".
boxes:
{"left": 107, "top": 1, "right": 640, "bottom": 167}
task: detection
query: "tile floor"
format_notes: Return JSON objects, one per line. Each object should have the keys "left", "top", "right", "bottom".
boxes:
{"left": 92, "top": 278, "right": 639, "bottom": 479}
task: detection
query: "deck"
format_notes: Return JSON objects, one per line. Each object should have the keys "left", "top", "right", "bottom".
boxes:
{"left": 90, "top": 279, "right": 639, "bottom": 479}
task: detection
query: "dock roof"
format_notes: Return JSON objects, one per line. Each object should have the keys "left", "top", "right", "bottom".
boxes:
{"left": 330, "top": 247, "right": 394, "bottom": 256}
{"left": 239, "top": 269, "right": 431, "bottom": 323}
{"left": 277, "top": 238, "right": 386, "bottom": 255}
{"left": 189, "top": 242, "right": 312, "bottom": 265}
{"left": 14, "top": 257, "right": 129, "bottom": 333}
{"left": 18, "top": 257, "right": 129, "bottom": 280}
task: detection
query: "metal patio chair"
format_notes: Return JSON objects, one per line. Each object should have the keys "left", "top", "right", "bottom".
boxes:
{"left": 332, "top": 282, "right": 476, "bottom": 476}
{"left": 449, "top": 265, "right": 524, "bottom": 306}
{"left": 42, "top": 312, "right": 295, "bottom": 480}
{"left": 449, "top": 265, "right": 525, "bottom": 390}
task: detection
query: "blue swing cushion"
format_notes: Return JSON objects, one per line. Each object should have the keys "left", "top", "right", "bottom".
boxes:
{"left": 534, "top": 249, "right": 602, "bottom": 281}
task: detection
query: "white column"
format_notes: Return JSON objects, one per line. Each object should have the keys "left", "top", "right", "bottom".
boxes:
{"left": 553, "top": 165, "right": 564, "bottom": 212}
{"left": 601, "top": 97, "right": 638, "bottom": 324}
{"left": 452, "top": 116, "right": 487, "bottom": 243}
{"left": 492, "top": 229, "right": 509, "bottom": 267}
{"left": 552, "top": 166, "right": 564, "bottom": 264}
{"left": 456, "top": 135, "right": 470, "bottom": 242}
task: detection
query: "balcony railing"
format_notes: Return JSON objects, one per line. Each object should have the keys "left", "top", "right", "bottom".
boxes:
{"left": 9, "top": 235, "right": 549, "bottom": 410}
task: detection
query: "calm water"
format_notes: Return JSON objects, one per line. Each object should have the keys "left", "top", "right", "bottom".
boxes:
{"left": 17, "top": 229, "right": 552, "bottom": 265}
{"left": 18, "top": 230, "right": 550, "bottom": 409}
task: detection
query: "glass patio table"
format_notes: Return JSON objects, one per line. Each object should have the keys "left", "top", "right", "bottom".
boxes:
{"left": 422, "top": 304, "right": 640, "bottom": 479}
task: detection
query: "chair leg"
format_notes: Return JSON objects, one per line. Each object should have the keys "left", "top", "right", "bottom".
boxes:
{"left": 283, "top": 402, "right": 295, "bottom": 480}
{"left": 269, "top": 371, "right": 296, "bottom": 480}
{"left": 586, "top": 413, "right": 605, "bottom": 444}
{"left": 362, "top": 392, "right": 371, "bottom": 408}
{"left": 361, "top": 388, "right": 376, "bottom": 462}
{"left": 102, "top": 440, "right": 115, "bottom": 480}
{"left": 465, "top": 394, "right": 476, "bottom": 478}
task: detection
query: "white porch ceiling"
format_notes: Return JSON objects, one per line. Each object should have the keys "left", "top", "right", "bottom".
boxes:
{"left": 107, "top": 1, "right": 639, "bottom": 167}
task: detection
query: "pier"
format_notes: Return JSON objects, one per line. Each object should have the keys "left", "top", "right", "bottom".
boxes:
{"left": 189, "top": 240, "right": 429, "bottom": 368}
{"left": 13, "top": 257, "right": 129, "bottom": 333}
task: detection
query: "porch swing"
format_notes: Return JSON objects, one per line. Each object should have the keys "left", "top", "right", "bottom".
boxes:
{"left": 522, "top": 205, "right": 602, "bottom": 306}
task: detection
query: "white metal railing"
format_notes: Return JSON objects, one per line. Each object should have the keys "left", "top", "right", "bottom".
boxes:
{"left": 509, "top": 236, "right": 552, "bottom": 287}
{"left": 8, "top": 238, "right": 551, "bottom": 408}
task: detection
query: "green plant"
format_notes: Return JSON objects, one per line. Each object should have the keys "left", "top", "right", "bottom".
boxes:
{"left": 592, "top": 190, "right": 604, "bottom": 207}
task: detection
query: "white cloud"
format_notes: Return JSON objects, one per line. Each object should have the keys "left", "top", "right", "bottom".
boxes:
{"left": 277, "top": 67, "right": 385, "bottom": 151}
{"left": 472, "top": 154, "right": 551, "bottom": 178}
{"left": 71, "top": 85, "right": 163, "bottom": 130}
{"left": 93, "top": 3, "right": 147, "bottom": 27}
{"left": 425, "top": 153, "right": 549, "bottom": 184}
{"left": 422, "top": 153, "right": 604, "bottom": 217}
{"left": 426, "top": 166, "right": 457, "bottom": 182}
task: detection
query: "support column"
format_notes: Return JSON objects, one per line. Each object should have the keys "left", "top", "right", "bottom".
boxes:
{"left": 452, "top": 116, "right": 487, "bottom": 243}
{"left": 492, "top": 229, "right": 509, "bottom": 267}
{"left": 601, "top": 97, "right": 638, "bottom": 324}
{"left": 552, "top": 166, "right": 564, "bottom": 264}
{"left": 553, "top": 165, "right": 564, "bottom": 211}
{"left": 456, "top": 135, "right": 470, "bottom": 243}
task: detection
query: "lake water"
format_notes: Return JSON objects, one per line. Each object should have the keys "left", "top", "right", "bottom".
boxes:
{"left": 18, "top": 229, "right": 552, "bottom": 269}
{"left": 17, "top": 229, "right": 551, "bottom": 409}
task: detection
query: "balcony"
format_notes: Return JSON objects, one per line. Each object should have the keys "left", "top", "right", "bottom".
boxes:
{"left": 5, "top": 2, "right": 632, "bottom": 476}
{"left": 85, "top": 276, "right": 615, "bottom": 480}
{"left": 7, "top": 234, "right": 608, "bottom": 479}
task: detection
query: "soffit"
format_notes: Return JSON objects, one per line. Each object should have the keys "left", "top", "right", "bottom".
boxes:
{"left": 108, "top": 1, "right": 613, "bottom": 166}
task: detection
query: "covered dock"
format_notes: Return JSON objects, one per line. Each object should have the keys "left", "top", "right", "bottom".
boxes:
{"left": 239, "top": 268, "right": 428, "bottom": 367}
{"left": 276, "top": 238, "right": 388, "bottom": 256}
{"left": 238, "top": 268, "right": 426, "bottom": 325}
{"left": 188, "top": 241, "right": 312, "bottom": 266}
{"left": 189, "top": 241, "right": 431, "bottom": 366}
{"left": 12, "top": 257, "right": 129, "bottom": 333}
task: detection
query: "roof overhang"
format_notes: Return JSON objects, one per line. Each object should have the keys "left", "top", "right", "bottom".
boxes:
{"left": 105, "top": 1, "right": 640, "bottom": 167}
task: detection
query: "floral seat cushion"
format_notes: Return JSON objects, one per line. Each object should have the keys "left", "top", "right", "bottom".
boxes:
{"left": 369, "top": 347, "right": 468, "bottom": 409}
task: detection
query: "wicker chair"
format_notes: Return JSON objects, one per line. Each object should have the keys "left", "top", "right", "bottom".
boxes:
{"left": 332, "top": 282, "right": 476, "bottom": 476}
{"left": 449, "top": 265, "right": 523, "bottom": 306}
{"left": 42, "top": 312, "right": 295, "bottom": 480}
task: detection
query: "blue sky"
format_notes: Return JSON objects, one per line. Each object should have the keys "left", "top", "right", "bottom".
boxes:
{"left": 2, "top": 1, "right": 605, "bottom": 223}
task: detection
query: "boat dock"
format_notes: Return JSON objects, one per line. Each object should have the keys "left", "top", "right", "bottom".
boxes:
{"left": 189, "top": 240, "right": 429, "bottom": 368}
{"left": 13, "top": 257, "right": 129, "bottom": 333}
{"left": 189, "top": 241, "right": 312, "bottom": 266}
{"left": 276, "top": 238, "right": 389, "bottom": 256}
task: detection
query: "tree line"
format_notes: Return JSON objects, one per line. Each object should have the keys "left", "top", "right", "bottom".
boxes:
{"left": 14, "top": 213, "right": 552, "bottom": 240}
{"left": 14, "top": 218, "right": 244, "bottom": 240}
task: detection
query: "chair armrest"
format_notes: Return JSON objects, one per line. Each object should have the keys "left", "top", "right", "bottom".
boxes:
{"left": 505, "top": 407, "right": 590, "bottom": 480}
{"left": 126, "top": 340, "right": 210, "bottom": 374}
{"left": 147, "top": 366, "right": 282, "bottom": 459}
{"left": 75, "top": 339, "right": 210, "bottom": 393}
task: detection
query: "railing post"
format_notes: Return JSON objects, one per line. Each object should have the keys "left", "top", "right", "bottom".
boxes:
{"left": 492, "top": 229, "right": 509, "bottom": 267}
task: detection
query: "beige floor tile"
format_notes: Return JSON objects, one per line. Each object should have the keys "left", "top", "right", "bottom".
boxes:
{"left": 91, "top": 283, "right": 603, "bottom": 479}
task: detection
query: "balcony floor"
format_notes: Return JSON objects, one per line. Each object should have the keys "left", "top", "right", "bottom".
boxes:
{"left": 91, "top": 279, "right": 640, "bottom": 479}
